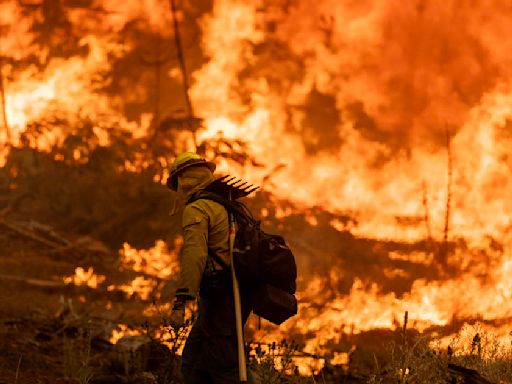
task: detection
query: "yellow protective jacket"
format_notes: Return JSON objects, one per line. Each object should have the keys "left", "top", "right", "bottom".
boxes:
{"left": 175, "top": 166, "right": 230, "bottom": 300}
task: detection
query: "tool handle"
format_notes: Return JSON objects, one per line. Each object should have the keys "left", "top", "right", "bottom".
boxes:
{"left": 228, "top": 195, "right": 247, "bottom": 382}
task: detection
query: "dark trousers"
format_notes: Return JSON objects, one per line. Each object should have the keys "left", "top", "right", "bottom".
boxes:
{"left": 181, "top": 324, "right": 241, "bottom": 383}
{"left": 181, "top": 286, "right": 252, "bottom": 383}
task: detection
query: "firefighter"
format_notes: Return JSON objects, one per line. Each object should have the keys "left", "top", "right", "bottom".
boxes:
{"left": 166, "top": 152, "right": 253, "bottom": 384}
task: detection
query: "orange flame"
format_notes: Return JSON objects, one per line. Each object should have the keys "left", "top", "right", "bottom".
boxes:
{"left": 64, "top": 267, "right": 106, "bottom": 289}
{"left": 107, "top": 239, "right": 181, "bottom": 300}
{"left": 119, "top": 239, "right": 182, "bottom": 279}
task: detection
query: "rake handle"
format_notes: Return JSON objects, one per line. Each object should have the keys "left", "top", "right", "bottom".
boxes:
{"left": 228, "top": 191, "right": 248, "bottom": 383}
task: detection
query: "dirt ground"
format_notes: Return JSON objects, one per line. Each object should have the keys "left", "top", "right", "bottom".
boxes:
{"left": 0, "top": 228, "right": 151, "bottom": 384}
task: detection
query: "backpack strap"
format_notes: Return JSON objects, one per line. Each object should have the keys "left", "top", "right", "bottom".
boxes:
{"left": 208, "top": 249, "right": 229, "bottom": 270}
{"left": 187, "top": 190, "right": 228, "bottom": 207}
{"left": 187, "top": 190, "right": 255, "bottom": 226}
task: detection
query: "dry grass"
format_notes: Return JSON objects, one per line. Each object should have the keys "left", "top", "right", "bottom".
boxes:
{"left": 367, "top": 321, "right": 512, "bottom": 384}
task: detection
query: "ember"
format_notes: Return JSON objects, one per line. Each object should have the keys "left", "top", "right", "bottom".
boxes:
{"left": 64, "top": 266, "right": 106, "bottom": 289}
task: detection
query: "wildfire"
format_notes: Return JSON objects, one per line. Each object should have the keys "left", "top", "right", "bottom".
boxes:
{"left": 108, "top": 275, "right": 159, "bottom": 301}
{"left": 189, "top": 0, "right": 512, "bottom": 355}
{"left": 3, "top": 0, "right": 512, "bottom": 371}
{"left": 193, "top": 0, "right": 512, "bottom": 245}
{"left": 119, "top": 239, "right": 181, "bottom": 279}
{"left": 64, "top": 240, "right": 180, "bottom": 300}
{"left": 105, "top": 239, "right": 181, "bottom": 300}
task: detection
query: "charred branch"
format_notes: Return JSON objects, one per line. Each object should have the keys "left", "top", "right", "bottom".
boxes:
{"left": 137, "top": 35, "right": 175, "bottom": 128}
{"left": 169, "top": 0, "right": 197, "bottom": 149}
{"left": 448, "top": 364, "right": 493, "bottom": 384}
{"left": 0, "top": 217, "right": 111, "bottom": 260}
{"left": 169, "top": 0, "right": 193, "bottom": 117}
{"left": 422, "top": 180, "right": 436, "bottom": 255}
{"left": 0, "top": 57, "right": 9, "bottom": 142}
{"left": 439, "top": 128, "right": 453, "bottom": 266}
{"left": 0, "top": 273, "right": 66, "bottom": 288}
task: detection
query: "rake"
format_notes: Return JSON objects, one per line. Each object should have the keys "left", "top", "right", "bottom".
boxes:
{"left": 209, "top": 175, "right": 258, "bottom": 383}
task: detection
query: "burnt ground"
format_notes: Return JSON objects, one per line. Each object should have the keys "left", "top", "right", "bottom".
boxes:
{"left": 0, "top": 229, "right": 123, "bottom": 384}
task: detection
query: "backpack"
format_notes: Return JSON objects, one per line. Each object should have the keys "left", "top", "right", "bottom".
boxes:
{"left": 188, "top": 191, "right": 298, "bottom": 325}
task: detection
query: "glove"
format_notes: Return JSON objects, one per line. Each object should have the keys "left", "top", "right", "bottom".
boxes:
{"left": 169, "top": 298, "right": 186, "bottom": 329}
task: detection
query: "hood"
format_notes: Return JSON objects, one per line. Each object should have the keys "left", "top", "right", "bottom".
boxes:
{"left": 169, "top": 165, "right": 215, "bottom": 216}
{"left": 177, "top": 165, "right": 215, "bottom": 198}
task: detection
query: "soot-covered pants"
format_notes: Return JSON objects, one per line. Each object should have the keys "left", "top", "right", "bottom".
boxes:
{"left": 181, "top": 283, "right": 253, "bottom": 384}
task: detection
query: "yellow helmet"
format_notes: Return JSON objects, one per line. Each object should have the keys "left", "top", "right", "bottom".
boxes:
{"left": 166, "top": 152, "right": 216, "bottom": 190}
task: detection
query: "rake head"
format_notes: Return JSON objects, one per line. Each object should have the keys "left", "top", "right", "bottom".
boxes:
{"left": 206, "top": 175, "right": 259, "bottom": 200}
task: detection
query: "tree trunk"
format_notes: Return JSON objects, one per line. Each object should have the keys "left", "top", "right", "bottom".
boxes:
{"left": 0, "top": 57, "right": 10, "bottom": 142}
